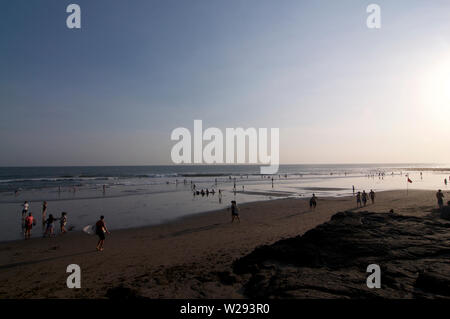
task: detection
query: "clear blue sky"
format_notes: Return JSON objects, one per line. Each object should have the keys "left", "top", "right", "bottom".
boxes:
{"left": 1, "top": 0, "right": 450, "bottom": 165}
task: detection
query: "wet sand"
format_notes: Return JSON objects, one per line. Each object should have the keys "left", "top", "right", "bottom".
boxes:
{"left": 0, "top": 189, "right": 445, "bottom": 298}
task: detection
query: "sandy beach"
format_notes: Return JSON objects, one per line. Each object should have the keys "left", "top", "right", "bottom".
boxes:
{"left": 0, "top": 189, "right": 445, "bottom": 299}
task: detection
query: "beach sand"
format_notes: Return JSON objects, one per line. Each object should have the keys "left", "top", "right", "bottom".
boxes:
{"left": 0, "top": 189, "right": 444, "bottom": 299}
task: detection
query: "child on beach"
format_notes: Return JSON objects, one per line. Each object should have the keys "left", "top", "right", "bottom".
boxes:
{"left": 43, "top": 214, "right": 57, "bottom": 237}
{"left": 230, "top": 201, "right": 240, "bottom": 223}
{"left": 60, "top": 212, "right": 68, "bottom": 234}
{"left": 95, "top": 216, "right": 110, "bottom": 251}
{"left": 24, "top": 212, "right": 36, "bottom": 240}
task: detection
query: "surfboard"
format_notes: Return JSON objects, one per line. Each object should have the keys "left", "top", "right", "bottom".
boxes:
{"left": 83, "top": 225, "right": 95, "bottom": 235}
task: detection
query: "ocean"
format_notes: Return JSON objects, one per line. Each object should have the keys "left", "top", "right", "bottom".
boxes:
{"left": 0, "top": 164, "right": 442, "bottom": 193}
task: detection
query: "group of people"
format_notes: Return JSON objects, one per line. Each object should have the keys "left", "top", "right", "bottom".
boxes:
{"left": 356, "top": 190, "right": 376, "bottom": 207}
{"left": 20, "top": 201, "right": 68, "bottom": 240}
{"left": 309, "top": 189, "right": 376, "bottom": 211}
{"left": 193, "top": 188, "right": 218, "bottom": 197}
{"left": 20, "top": 200, "right": 110, "bottom": 252}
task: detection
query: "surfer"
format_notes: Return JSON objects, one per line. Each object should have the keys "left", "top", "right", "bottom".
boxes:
{"left": 95, "top": 216, "right": 110, "bottom": 252}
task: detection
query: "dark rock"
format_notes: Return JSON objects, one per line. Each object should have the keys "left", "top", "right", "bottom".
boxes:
{"left": 233, "top": 211, "right": 450, "bottom": 298}
{"left": 214, "top": 271, "right": 237, "bottom": 285}
{"left": 415, "top": 270, "right": 450, "bottom": 296}
{"left": 105, "top": 285, "right": 144, "bottom": 300}
{"left": 441, "top": 206, "right": 450, "bottom": 220}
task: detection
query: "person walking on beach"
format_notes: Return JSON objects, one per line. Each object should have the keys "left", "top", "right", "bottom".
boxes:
{"left": 362, "top": 190, "right": 369, "bottom": 207}
{"left": 309, "top": 194, "right": 317, "bottom": 210}
{"left": 95, "top": 216, "right": 110, "bottom": 251}
{"left": 230, "top": 200, "right": 240, "bottom": 223}
{"left": 43, "top": 214, "right": 57, "bottom": 237}
{"left": 436, "top": 190, "right": 445, "bottom": 209}
{"left": 60, "top": 212, "right": 68, "bottom": 234}
{"left": 369, "top": 190, "right": 375, "bottom": 204}
{"left": 356, "top": 192, "right": 362, "bottom": 208}
{"left": 24, "top": 212, "right": 36, "bottom": 240}
{"left": 445, "top": 178, "right": 448, "bottom": 186}
{"left": 42, "top": 201, "right": 48, "bottom": 231}
{"left": 352, "top": 185, "right": 355, "bottom": 195}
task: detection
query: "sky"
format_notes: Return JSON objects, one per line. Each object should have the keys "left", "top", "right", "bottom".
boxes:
{"left": 1, "top": 0, "right": 450, "bottom": 166}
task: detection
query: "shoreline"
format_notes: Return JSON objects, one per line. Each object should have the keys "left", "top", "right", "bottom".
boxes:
{"left": 0, "top": 189, "right": 445, "bottom": 298}
{"left": 0, "top": 194, "right": 291, "bottom": 245}
{"left": 0, "top": 189, "right": 399, "bottom": 245}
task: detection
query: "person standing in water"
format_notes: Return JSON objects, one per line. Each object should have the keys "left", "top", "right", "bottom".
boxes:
{"left": 95, "top": 216, "right": 110, "bottom": 251}
{"left": 369, "top": 190, "right": 375, "bottom": 204}
{"left": 436, "top": 190, "right": 445, "bottom": 209}
{"left": 309, "top": 194, "right": 317, "bottom": 210}
{"left": 230, "top": 201, "right": 240, "bottom": 223}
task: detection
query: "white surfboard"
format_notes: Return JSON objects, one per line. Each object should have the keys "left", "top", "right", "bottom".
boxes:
{"left": 82, "top": 225, "right": 95, "bottom": 235}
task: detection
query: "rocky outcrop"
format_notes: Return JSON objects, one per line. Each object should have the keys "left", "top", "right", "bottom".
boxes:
{"left": 233, "top": 211, "right": 450, "bottom": 298}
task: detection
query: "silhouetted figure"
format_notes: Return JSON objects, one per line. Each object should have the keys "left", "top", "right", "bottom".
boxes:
{"left": 356, "top": 192, "right": 362, "bottom": 208}
{"left": 230, "top": 200, "right": 240, "bottom": 223}
{"left": 362, "top": 190, "right": 369, "bottom": 207}
{"left": 95, "top": 215, "right": 110, "bottom": 251}
{"left": 436, "top": 189, "right": 445, "bottom": 209}
{"left": 309, "top": 194, "right": 317, "bottom": 210}
{"left": 369, "top": 190, "right": 375, "bottom": 204}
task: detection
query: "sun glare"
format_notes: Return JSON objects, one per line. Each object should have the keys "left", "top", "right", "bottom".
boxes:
{"left": 421, "top": 57, "right": 450, "bottom": 120}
